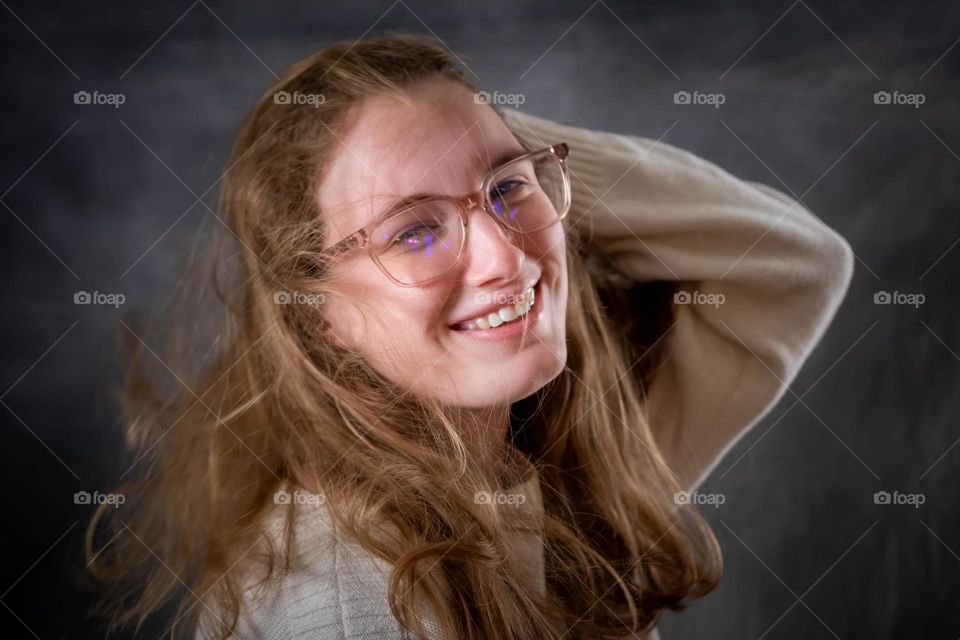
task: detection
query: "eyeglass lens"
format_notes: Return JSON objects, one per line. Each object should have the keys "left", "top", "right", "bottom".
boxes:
{"left": 373, "top": 153, "right": 568, "bottom": 285}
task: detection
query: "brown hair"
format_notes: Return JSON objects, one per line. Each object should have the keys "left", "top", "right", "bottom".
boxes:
{"left": 83, "top": 32, "right": 721, "bottom": 640}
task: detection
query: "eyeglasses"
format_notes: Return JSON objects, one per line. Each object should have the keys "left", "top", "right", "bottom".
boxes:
{"left": 319, "top": 143, "right": 571, "bottom": 287}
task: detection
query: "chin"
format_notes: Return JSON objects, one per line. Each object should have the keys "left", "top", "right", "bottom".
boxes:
{"left": 461, "top": 347, "right": 568, "bottom": 408}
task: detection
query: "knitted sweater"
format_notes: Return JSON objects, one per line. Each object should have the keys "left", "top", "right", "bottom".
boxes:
{"left": 194, "top": 107, "right": 854, "bottom": 639}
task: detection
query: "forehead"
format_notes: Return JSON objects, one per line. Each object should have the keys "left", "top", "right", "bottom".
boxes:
{"left": 317, "top": 79, "right": 524, "bottom": 240}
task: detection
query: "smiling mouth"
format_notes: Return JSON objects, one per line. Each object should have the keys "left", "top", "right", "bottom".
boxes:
{"left": 449, "top": 281, "right": 539, "bottom": 332}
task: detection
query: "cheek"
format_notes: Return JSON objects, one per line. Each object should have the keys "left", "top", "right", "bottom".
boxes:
{"left": 522, "top": 222, "right": 567, "bottom": 266}
{"left": 321, "top": 290, "right": 366, "bottom": 345}
{"left": 324, "top": 280, "right": 448, "bottom": 351}
{"left": 534, "top": 224, "right": 569, "bottom": 316}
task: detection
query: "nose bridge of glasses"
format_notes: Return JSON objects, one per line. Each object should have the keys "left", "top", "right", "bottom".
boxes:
{"left": 453, "top": 189, "right": 482, "bottom": 220}
{"left": 457, "top": 191, "right": 484, "bottom": 215}
{"left": 458, "top": 189, "right": 516, "bottom": 236}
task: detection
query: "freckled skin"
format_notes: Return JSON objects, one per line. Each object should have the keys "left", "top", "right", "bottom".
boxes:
{"left": 318, "top": 78, "right": 569, "bottom": 409}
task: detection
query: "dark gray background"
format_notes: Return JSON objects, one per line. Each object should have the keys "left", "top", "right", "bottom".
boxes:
{"left": 1, "top": 1, "right": 958, "bottom": 638}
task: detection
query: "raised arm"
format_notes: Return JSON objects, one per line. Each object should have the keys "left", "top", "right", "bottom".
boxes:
{"left": 499, "top": 108, "right": 854, "bottom": 492}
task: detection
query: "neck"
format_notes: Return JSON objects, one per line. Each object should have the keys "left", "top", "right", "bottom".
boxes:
{"left": 460, "top": 403, "right": 530, "bottom": 488}
{"left": 467, "top": 403, "right": 509, "bottom": 459}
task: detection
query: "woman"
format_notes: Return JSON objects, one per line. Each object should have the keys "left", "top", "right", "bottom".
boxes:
{"left": 84, "top": 33, "right": 854, "bottom": 639}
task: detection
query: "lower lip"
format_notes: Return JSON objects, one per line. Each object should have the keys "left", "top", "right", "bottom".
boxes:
{"left": 449, "top": 281, "right": 543, "bottom": 342}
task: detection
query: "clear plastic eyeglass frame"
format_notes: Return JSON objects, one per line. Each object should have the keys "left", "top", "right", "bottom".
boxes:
{"left": 319, "top": 142, "right": 571, "bottom": 287}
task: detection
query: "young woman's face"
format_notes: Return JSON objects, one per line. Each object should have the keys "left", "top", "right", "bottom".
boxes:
{"left": 317, "top": 78, "right": 568, "bottom": 409}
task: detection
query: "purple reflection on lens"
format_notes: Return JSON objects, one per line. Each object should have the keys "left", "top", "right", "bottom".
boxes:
{"left": 509, "top": 208, "right": 518, "bottom": 219}
{"left": 424, "top": 234, "right": 434, "bottom": 257}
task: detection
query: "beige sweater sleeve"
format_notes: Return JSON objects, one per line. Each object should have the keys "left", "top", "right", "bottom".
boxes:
{"left": 499, "top": 108, "right": 854, "bottom": 492}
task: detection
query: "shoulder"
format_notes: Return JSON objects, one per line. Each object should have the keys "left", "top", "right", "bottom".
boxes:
{"left": 195, "top": 489, "right": 420, "bottom": 639}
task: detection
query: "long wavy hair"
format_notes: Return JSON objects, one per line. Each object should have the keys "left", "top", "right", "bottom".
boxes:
{"left": 83, "top": 32, "right": 722, "bottom": 640}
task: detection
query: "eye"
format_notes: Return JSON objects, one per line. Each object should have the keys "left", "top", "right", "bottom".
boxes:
{"left": 489, "top": 179, "right": 521, "bottom": 201}
{"left": 390, "top": 222, "right": 441, "bottom": 252}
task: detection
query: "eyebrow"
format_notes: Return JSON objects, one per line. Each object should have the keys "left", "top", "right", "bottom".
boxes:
{"left": 368, "top": 147, "right": 529, "bottom": 226}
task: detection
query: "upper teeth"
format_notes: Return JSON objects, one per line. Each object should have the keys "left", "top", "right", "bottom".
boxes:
{"left": 460, "top": 286, "right": 536, "bottom": 331}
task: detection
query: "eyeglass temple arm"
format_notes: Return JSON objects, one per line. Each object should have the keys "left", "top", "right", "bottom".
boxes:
{"left": 323, "top": 230, "right": 367, "bottom": 258}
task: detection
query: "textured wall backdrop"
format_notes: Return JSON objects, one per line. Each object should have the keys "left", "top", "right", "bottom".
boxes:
{"left": 1, "top": 1, "right": 958, "bottom": 638}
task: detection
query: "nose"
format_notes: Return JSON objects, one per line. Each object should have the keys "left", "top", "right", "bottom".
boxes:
{"left": 458, "top": 202, "right": 525, "bottom": 288}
